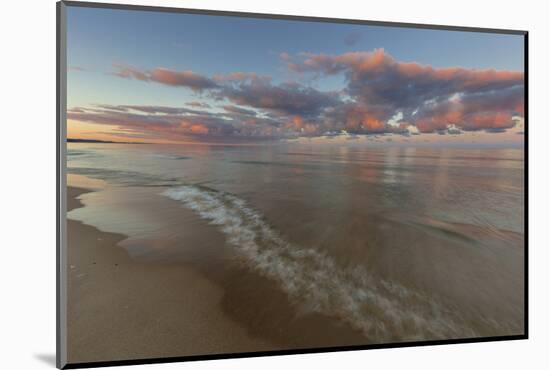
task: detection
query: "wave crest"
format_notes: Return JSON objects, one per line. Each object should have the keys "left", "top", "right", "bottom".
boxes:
{"left": 163, "top": 185, "right": 493, "bottom": 341}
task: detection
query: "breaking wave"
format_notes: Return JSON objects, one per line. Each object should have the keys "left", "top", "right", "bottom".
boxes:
{"left": 163, "top": 185, "right": 500, "bottom": 341}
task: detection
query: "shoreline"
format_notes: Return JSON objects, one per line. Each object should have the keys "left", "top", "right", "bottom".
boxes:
{"left": 65, "top": 150, "right": 525, "bottom": 361}
{"left": 66, "top": 186, "right": 272, "bottom": 364}
{"left": 66, "top": 183, "right": 373, "bottom": 353}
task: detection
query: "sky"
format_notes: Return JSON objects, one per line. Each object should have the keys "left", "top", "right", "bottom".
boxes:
{"left": 66, "top": 6, "right": 525, "bottom": 146}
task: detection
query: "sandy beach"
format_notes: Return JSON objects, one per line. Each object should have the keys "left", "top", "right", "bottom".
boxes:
{"left": 65, "top": 144, "right": 524, "bottom": 362}
{"left": 67, "top": 186, "right": 272, "bottom": 364}
{"left": 59, "top": 8, "right": 527, "bottom": 367}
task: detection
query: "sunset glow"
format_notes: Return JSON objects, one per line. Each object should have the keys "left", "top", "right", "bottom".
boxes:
{"left": 67, "top": 8, "right": 524, "bottom": 146}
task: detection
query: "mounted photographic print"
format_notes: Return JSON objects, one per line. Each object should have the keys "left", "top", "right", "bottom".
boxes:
{"left": 57, "top": 1, "right": 527, "bottom": 368}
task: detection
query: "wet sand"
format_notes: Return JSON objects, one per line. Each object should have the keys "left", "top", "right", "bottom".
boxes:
{"left": 67, "top": 183, "right": 524, "bottom": 358}
{"left": 65, "top": 144, "right": 525, "bottom": 360}
{"left": 67, "top": 187, "right": 272, "bottom": 364}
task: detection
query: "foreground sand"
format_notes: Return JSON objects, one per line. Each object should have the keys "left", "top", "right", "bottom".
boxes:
{"left": 67, "top": 187, "right": 272, "bottom": 364}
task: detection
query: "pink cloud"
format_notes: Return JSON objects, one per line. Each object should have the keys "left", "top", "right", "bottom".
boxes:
{"left": 113, "top": 64, "right": 218, "bottom": 92}
{"left": 103, "top": 50, "right": 524, "bottom": 140}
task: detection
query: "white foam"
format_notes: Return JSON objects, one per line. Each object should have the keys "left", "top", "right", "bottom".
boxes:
{"left": 163, "top": 185, "right": 495, "bottom": 341}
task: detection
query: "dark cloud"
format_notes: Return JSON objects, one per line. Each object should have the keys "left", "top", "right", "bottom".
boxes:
{"left": 112, "top": 64, "right": 219, "bottom": 92}
{"left": 111, "top": 65, "right": 338, "bottom": 121}
{"left": 219, "top": 80, "right": 340, "bottom": 118}
{"left": 222, "top": 105, "right": 257, "bottom": 117}
{"left": 68, "top": 105, "right": 285, "bottom": 141}
{"left": 149, "top": 69, "right": 219, "bottom": 91}
{"left": 186, "top": 101, "right": 211, "bottom": 108}
{"left": 118, "top": 105, "right": 207, "bottom": 115}
{"left": 111, "top": 64, "right": 149, "bottom": 81}
{"left": 96, "top": 51, "right": 525, "bottom": 141}
{"left": 446, "top": 125, "right": 463, "bottom": 135}
{"left": 93, "top": 104, "right": 130, "bottom": 112}
{"left": 67, "top": 107, "right": 87, "bottom": 113}
{"left": 484, "top": 128, "right": 507, "bottom": 133}
{"left": 68, "top": 109, "right": 178, "bottom": 129}
{"left": 287, "top": 49, "right": 524, "bottom": 133}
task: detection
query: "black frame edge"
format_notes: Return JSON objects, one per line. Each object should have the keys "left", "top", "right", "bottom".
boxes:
{"left": 56, "top": 2, "right": 61, "bottom": 368}
{"left": 60, "top": 0, "right": 527, "bottom": 35}
{"left": 57, "top": 1, "right": 529, "bottom": 369}
{"left": 63, "top": 335, "right": 528, "bottom": 369}
{"left": 57, "top": 1, "right": 68, "bottom": 369}
{"left": 523, "top": 32, "right": 529, "bottom": 339}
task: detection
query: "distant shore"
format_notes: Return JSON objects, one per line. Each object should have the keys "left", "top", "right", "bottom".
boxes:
{"left": 67, "top": 138, "right": 149, "bottom": 144}
{"left": 66, "top": 186, "right": 271, "bottom": 364}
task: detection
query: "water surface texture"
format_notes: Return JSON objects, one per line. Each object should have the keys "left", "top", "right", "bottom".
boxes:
{"left": 68, "top": 142, "right": 524, "bottom": 346}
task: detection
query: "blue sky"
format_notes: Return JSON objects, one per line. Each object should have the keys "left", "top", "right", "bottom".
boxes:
{"left": 66, "top": 6, "right": 525, "bottom": 145}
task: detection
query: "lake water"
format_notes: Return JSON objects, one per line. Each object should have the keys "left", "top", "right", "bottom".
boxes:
{"left": 67, "top": 142, "right": 525, "bottom": 346}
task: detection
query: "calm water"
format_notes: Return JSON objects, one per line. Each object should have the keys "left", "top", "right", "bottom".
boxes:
{"left": 67, "top": 142, "right": 525, "bottom": 346}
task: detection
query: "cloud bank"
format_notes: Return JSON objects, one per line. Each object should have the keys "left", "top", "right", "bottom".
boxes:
{"left": 70, "top": 50, "right": 524, "bottom": 142}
